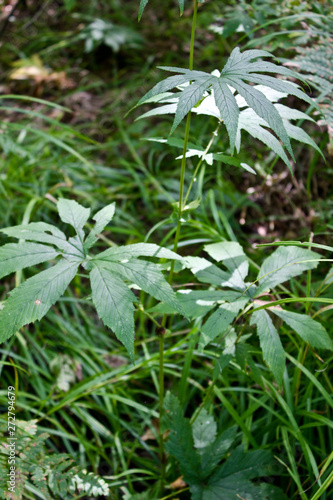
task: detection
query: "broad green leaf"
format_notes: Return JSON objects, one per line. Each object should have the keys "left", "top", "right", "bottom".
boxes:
{"left": 222, "top": 76, "right": 294, "bottom": 159}
{"left": 137, "top": 74, "right": 194, "bottom": 106}
{"left": 57, "top": 198, "right": 90, "bottom": 234}
{"left": 204, "top": 242, "right": 249, "bottom": 289}
{"left": 200, "top": 297, "right": 249, "bottom": 350}
{"left": 0, "top": 242, "right": 59, "bottom": 279}
{"left": 184, "top": 256, "right": 231, "bottom": 287}
{"left": 1, "top": 221, "right": 84, "bottom": 260}
{"left": 199, "top": 426, "right": 237, "bottom": 479}
{"left": 191, "top": 447, "right": 287, "bottom": 500}
{"left": 170, "top": 77, "right": 213, "bottom": 134}
{"left": 236, "top": 108, "right": 291, "bottom": 168}
{"left": 163, "top": 392, "right": 201, "bottom": 482}
{"left": 137, "top": 47, "right": 317, "bottom": 156}
{"left": 95, "top": 243, "right": 182, "bottom": 262}
{"left": 250, "top": 310, "right": 285, "bottom": 385}
{"left": 89, "top": 263, "right": 136, "bottom": 360}
{"left": 0, "top": 260, "right": 79, "bottom": 343}
{"left": 84, "top": 202, "right": 115, "bottom": 250}
{"left": 176, "top": 289, "right": 242, "bottom": 318}
{"left": 256, "top": 246, "right": 321, "bottom": 295}
{"left": 272, "top": 309, "right": 333, "bottom": 350}
{"left": 94, "top": 258, "right": 184, "bottom": 315}
{"left": 211, "top": 79, "right": 239, "bottom": 153}
{"left": 1, "top": 222, "right": 66, "bottom": 247}
{"left": 192, "top": 409, "right": 217, "bottom": 449}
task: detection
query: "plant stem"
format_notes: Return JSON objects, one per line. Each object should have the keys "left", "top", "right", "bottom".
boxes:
{"left": 158, "top": 0, "right": 199, "bottom": 491}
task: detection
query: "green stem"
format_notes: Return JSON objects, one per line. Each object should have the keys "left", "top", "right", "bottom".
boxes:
{"left": 158, "top": 0, "right": 199, "bottom": 492}
{"left": 183, "top": 121, "right": 221, "bottom": 208}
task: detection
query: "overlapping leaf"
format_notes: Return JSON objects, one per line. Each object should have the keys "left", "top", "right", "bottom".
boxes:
{"left": 164, "top": 393, "right": 286, "bottom": 500}
{"left": 137, "top": 47, "right": 318, "bottom": 157}
{"left": 0, "top": 199, "right": 183, "bottom": 358}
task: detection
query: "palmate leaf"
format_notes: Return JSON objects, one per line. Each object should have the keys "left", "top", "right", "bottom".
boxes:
{"left": 192, "top": 408, "right": 217, "bottom": 449}
{"left": 0, "top": 260, "right": 79, "bottom": 343}
{"left": 137, "top": 47, "right": 318, "bottom": 156}
{"left": 0, "top": 199, "right": 183, "bottom": 360}
{"left": 190, "top": 447, "right": 287, "bottom": 500}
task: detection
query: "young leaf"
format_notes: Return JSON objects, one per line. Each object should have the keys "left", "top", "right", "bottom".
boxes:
{"left": 250, "top": 309, "right": 285, "bottom": 385}
{"left": 57, "top": 198, "right": 90, "bottom": 234}
{"left": 192, "top": 408, "right": 217, "bottom": 449}
{"left": 0, "top": 242, "right": 59, "bottom": 279}
{"left": 89, "top": 262, "right": 136, "bottom": 360}
{"left": 256, "top": 246, "right": 321, "bottom": 295}
{"left": 272, "top": 309, "right": 333, "bottom": 351}
{"left": 0, "top": 260, "right": 79, "bottom": 344}
{"left": 95, "top": 242, "right": 183, "bottom": 262}
{"left": 84, "top": 202, "right": 115, "bottom": 250}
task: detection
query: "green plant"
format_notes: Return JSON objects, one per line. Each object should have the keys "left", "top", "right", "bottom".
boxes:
{"left": 1, "top": 1, "right": 332, "bottom": 499}
{"left": 0, "top": 198, "right": 183, "bottom": 359}
{"left": 0, "top": 418, "right": 109, "bottom": 499}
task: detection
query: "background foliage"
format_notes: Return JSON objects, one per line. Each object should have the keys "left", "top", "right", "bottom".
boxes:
{"left": 0, "top": 0, "right": 332, "bottom": 499}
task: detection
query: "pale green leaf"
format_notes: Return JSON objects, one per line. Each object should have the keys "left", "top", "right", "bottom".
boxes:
{"left": 184, "top": 256, "right": 231, "bottom": 287}
{"left": 176, "top": 289, "right": 242, "bottom": 318}
{"left": 0, "top": 260, "right": 79, "bottom": 343}
{"left": 204, "top": 241, "right": 249, "bottom": 289}
{"left": 223, "top": 76, "right": 294, "bottom": 158}
{"left": 272, "top": 309, "right": 333, "bottom": 350}
{"left": 199, "top": 426, "right": 237, "bottom": 479}
{"left": 95, "top": 243, "right": 182, "bottom": 262}
{"left": 200, "top": 297, "right": 249, "bottom": 350}
{"left": 89, "top": 263, "right": 136, "bottom": 360}
{"left": 192, "top": 408, "right": 217, "bottom": 449}
{"left": 84, "top": 202, "right": 115, "bottom": 250}
{"left": 236, "top": 107, "right": 291, "bottom": 169}
{"left": 57, "top": 198, "right": 90, "bottom": 233}
{"left": 256, "top": 246, "right": 321, "bottom": 295}
{"left": 0, "top": 242, "right": 59, "bottom": 279}
{"left": 1, "top": 222, "right": 66, "bottom": 247}
{"left": 250, "top": 310, "right": 285, "bottom": 385}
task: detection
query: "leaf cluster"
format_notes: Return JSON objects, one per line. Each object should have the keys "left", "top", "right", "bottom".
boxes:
{"left": 163, "top": 392, "right": 287, "bottom": 499}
